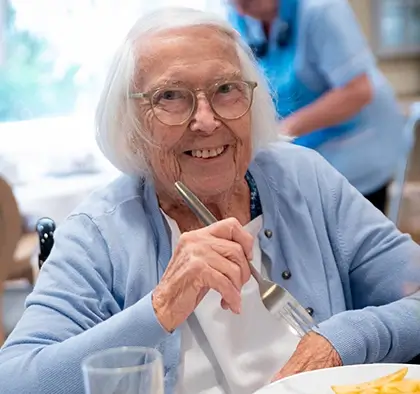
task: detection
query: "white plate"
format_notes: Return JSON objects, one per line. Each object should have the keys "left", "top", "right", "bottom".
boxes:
{"left": 254, "top": 364, "right": 420, "bottom": 394}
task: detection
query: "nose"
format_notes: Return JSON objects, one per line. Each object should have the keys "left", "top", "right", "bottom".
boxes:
{"left": 189, "top": 95, "right": 221, "bottom": 134}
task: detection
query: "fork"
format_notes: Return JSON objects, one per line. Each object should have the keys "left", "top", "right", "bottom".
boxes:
{"left": 174, "top": 181, "right": 318, "bottom": 338}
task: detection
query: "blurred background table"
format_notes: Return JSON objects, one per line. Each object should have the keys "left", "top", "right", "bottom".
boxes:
{"left": 14, "top": 172, "right": 117, "bottom": 226}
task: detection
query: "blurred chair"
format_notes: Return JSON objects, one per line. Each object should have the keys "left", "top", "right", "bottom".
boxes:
{"left": 388, "top": 103, "right": 420, "bottom": 224}
{"left": 0, "top": 176, "right": 38, "bottom": 345}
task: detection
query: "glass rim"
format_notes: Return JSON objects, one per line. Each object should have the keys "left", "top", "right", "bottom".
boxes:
{"left": 150, "top": 81, "right": 257, "bottom": 126}
{"left": 82, "top": 346, "right": 162, "bottom": 375}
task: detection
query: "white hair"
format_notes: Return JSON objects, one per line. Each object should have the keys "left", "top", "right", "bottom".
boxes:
{"left": 95, "top": 7, "right": 285, "bottom": 176}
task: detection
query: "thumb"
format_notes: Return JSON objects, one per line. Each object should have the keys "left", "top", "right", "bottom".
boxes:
{"left": 270, "top": 371, "right": 283, "bottom": 383}
{"left": 271, "top": 364, "right": 296, "bottom": 383}
{"left": 271, "top": 368, "right": 286, "bottom": 383}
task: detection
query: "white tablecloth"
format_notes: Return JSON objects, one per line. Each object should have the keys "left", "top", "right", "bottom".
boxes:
{"left": 14, "top": 172, "right": 118, "bottom": 225}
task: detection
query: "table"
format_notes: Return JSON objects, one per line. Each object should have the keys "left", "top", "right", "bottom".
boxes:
{"left": 14, "top": 171, "right": 118, "bottom": 226}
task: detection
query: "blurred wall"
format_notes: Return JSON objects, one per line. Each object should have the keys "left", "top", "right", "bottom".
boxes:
{"left": 349, "top": 0, "right": 420, "bottom": 98}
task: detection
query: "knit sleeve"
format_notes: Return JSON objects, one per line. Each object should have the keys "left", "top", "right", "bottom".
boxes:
{"left": 0, "top": 213, "right": 169, "bottom": 394}
{"left": 312, "top": 151, "right": 420, "bottom": 364}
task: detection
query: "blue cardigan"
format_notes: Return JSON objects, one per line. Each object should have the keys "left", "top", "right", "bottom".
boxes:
{"left": 1, "top": 143, "right": 419, "bottom": 394}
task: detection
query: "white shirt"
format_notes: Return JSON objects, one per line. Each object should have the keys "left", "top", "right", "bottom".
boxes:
{"left": 162, "top": 213, "right": 300, "bottom": 394}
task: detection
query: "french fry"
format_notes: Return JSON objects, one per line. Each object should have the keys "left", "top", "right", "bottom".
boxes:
{"left": 359, "top": 389, "right": 380, "bottom": 394}
{"left": 331, "top": 368, "right": 408, "bottom": 394}
{"left": 381, "top": 380, "right": 420, "bottom": 393}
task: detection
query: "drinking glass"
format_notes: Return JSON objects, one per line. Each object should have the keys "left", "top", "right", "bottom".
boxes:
{"left": 82, "top": 346, "right": 164, "bottom": 394}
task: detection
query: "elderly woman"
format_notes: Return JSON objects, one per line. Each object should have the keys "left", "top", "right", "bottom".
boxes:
{"left": 0, "top": 7, "right": 419, "bottom": 394}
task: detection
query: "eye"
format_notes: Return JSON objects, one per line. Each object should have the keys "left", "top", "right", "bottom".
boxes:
{"left": 217, "top": 83, "right": 235, "bottom": 94}
{"left": 159, "top": 90, "right": 184, "bottom": 101}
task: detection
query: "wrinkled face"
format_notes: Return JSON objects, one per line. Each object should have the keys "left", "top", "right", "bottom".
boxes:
{"left": 134, "top": 26, "right": 253, "bottom": 201}
{"left": 230, "top": 0, "right": 278, "bottom": 21}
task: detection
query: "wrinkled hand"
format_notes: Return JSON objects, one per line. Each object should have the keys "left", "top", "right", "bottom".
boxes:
{"left": 272, "top": 332, "right": 342, "bottom": 382}
{"left": 152, "top": 218, "right": 253, "bottom": 332}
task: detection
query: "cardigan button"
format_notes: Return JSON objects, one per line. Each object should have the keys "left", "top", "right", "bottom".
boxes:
{"left": 264, "top": 229, "right": 273, "bottom": 238}
{"left": 306, "top": 307, "right": 314, "bottom": 316}
{"left": 281, "top": 270, "right": 291, "bottom": 280}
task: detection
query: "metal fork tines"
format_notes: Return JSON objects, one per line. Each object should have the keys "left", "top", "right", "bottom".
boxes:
{"left": 174, "top": 181, "right": 318, "bottom": 338}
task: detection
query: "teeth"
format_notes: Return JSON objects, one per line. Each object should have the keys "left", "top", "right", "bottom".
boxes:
{"left": 191, "top": 146, "right": 225, "bottom": 159}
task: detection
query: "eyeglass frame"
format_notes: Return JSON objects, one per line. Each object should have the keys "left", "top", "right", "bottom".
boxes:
{"left": 129, "top": 80, "right": 258, "bottom": 126}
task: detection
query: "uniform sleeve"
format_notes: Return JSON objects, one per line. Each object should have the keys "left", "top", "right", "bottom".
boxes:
{"left": 311, "top": 152, "right": 420, "bottom": 364}
{"left": 0, "top": 213, "right": 169, "bottom": 394}
{"left": 306, "top": 0, "right": 376, "bottom": 87}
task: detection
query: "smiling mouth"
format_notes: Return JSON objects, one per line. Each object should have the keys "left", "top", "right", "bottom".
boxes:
{"left": 184, "top": 145, "right": 228, "bottom": 159}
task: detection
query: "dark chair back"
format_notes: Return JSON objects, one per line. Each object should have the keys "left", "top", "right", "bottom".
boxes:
{"left": 36, "top": 218, "right": 56, "bottom": 269}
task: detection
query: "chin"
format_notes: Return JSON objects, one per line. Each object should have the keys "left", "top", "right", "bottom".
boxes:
{"left": 182, "top": 173, "right": 238, "bottom": 201}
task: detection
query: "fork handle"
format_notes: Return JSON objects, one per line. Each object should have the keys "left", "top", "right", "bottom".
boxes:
{"left": 248, "top": 261, "right": 265, "bottom": 285}
{"left": 175, "top": 181, "right": 262, "bottom": 282}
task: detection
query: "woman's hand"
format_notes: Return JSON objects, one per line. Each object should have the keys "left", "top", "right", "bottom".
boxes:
{"left": 272, "top": 332, "right": 342, "bottom": 381}
{"left": 152, "top": 217, "right": 253, "bottom": 332}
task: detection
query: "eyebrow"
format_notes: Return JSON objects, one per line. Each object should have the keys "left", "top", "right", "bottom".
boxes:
{"left": 147, "top": 71, "right": 243, "bottom": 91}
{"left": 211, "top": 71, "right": 242, "bottom": 83}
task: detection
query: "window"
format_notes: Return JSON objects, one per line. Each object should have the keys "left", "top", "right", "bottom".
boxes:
{"left": 372, "top": 0, "right": 420, "bottom": 58}
{"left": 0, "top": 0, "right": 224, "bottom": 184}
{"left": 0, "top": 0, "right": 225, "bottom": 123}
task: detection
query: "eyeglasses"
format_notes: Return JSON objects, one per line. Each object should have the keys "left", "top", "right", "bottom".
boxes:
{"left": 129, "top": 80, "right": 257, "bottom": 126}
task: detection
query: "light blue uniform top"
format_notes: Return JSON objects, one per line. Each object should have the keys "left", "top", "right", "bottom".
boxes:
{"left": 1, "top": 143, "right": 420, "bottom": 394}
{"left": 227, "top": 0, "right": 407, "bottom": 195}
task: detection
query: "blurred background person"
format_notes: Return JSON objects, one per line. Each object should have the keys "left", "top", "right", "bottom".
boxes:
{"left": 226, "top": 0, "right": 407, "bottom": 213}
